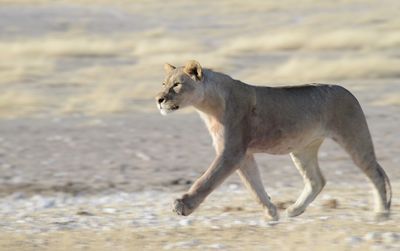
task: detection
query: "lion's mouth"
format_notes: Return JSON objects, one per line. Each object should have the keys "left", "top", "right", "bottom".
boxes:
{"left": 158, "top": 104, "right": 179, "bottom": 110}
{"left": 158, "top": 104, "right": 179, "bottom": 115}
{"left": 170, "top": 105, "right": 179, "bottom": 110}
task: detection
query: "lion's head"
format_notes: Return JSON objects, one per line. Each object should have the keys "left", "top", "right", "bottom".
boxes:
{"left": 155, "top": 60, "right": 204, "bottom": 115}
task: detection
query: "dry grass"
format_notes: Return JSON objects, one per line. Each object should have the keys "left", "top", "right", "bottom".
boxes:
{"left": 0, "top": 90, "right": 42, "bottom": 118}
{"left": 0, "top": 57, "right": 54, "bottom": 84}
{"left": 221, "top": 29, "right": 400, "bottom": 54}
{"left": 220, "top": 31, "right": 307, "bottom": 54}
{"left": 373, "top": 93, "right": 400, "bottom": 106}
{"left": 269, "top": 56, "right": 400, "bottom": 82}
{"left": 0, "top": 35, "right": 135, "bottom": 85}
{"left": 307, "top": 30, "right": 400, "bottom": 51}
{"left": 0, "top": 0, "right": 399, "bottom": 118}
{"left": 133, "top": 37, "right": 205, "bottom": 56}
{"left": 238, "top": 55, "right": 400, "bottom": 84}
{"left": 62, "top": 85, "right": 127, "bottom": 115}
{"left": 0, "top": 37, "right": 130, "bottom": 58}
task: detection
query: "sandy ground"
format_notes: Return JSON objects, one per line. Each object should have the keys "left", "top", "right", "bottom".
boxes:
{"left": 0, "top": 1, "right": 400, "bottom": 250}
{"left": 0, "top": 187, "right": 400, "bottom": 251}
{"left": 0, "top": 107, "right": 399, "bottom": 250}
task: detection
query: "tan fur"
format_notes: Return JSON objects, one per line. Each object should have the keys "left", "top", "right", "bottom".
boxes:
{"left": 155, "top": 60, "right": 392, "bottom": 220}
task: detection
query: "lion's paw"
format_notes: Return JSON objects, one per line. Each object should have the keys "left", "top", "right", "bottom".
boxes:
{"left": 173, "top": 197, "right": 194, "bottom": 216}
{"left": 265, "top": 205, "right": 279, "bottom": 221}
{"left": 285, "top": 205, "right": 305, "bottom": 218}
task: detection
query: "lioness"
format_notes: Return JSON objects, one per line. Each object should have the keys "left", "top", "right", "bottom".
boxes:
{"left": 155, "top": 60, "right": 391, "bottom": 220}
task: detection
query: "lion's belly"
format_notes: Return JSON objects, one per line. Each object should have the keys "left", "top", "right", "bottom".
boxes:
{"left": 248, "top": 138, "right": 311, "bottom": 154}
{"left": 247, "top": 127, "right": 325, "bottom": 155}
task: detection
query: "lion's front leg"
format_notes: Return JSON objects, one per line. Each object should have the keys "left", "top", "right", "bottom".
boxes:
{"left": 173, "top": 151, "right": 245, "bottom": 216}
{"left": 237, "top": 154, "right": 278, "bottom": 221}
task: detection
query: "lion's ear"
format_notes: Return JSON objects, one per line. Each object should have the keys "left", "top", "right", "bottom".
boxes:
{"left": 184, "top": 60, "right": 202, "bottom": 81}
{"left": 164, "top": 63, "right": 176, "bottom": 74}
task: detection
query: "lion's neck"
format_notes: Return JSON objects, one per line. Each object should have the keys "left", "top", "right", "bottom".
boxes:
{"left": 193, "top": 70, "right": 226, "bottom": 119}
{"left": 193, "top": 73, "right": 228, "bottom": 153}
{"left": 193, "top": 94, "right": 223, "bottom": 119}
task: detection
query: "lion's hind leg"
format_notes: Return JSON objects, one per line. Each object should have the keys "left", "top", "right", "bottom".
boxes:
{"left": 237, "top": 154, "right": 278, "bottom": 221}
{"left": 358, "top": 160, "right": 391, "bottom": 219}
{"left": 328, "top": 89, "right": 391, "bottom": 219}
{"left": 333, "top": 129, "right": 391, "bottom": 219}
{"left": 286, "top": 139, "right": 326, "bottom": 217}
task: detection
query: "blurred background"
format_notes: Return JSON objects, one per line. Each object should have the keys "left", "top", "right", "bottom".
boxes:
{"left": 0, "top": 0, "right": 399, "bottom": 250}
{"left": 1, "top": 0, "right": 399, "bottom": 118}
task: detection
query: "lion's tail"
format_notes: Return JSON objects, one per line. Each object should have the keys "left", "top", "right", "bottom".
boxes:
{"left": 380, "top": 167, "right": 392, "bottom": 209}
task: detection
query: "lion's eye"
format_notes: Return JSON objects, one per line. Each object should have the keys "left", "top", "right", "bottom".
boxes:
{"left": 162, "top": 82, "right": 166, "bottom": 86}
{"left": 173, "top": 83, "right": 180, "bottom": 87}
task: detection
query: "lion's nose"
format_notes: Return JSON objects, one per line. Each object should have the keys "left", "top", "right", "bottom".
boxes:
{"left": 157, "top": 97, "right": 165, "bottom": 104}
